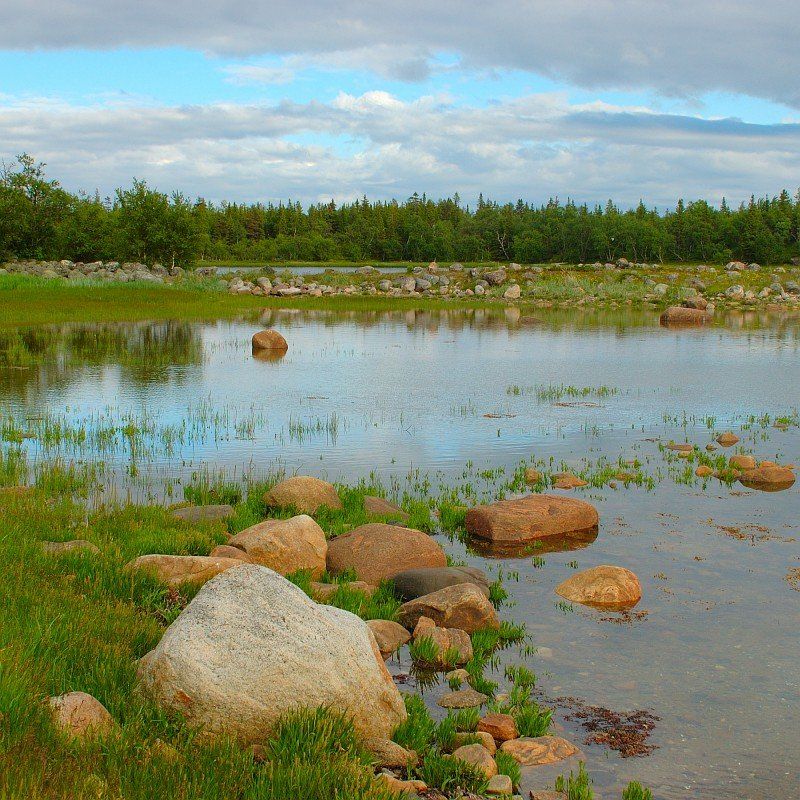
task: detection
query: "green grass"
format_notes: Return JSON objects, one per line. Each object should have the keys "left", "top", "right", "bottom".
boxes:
{"left": 416, "top": 751, "right": 489, "bottom": 795}
{"left": 494, "top": 749, "right": 521, "bottom": 789}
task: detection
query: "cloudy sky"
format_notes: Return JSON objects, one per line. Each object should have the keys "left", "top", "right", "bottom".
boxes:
{"left": 2, "top": 1, "right": 799, "bottom": 207}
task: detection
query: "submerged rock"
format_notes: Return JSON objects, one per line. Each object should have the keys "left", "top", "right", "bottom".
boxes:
{"left": 500, "top": 735, "right": 579, "bottom": 766}
{"left": 465, "top": 494, "right": 598, "bottom": 545}
{"left": 263, "top": 476, "right": 342, "bottom": 514}
{"left": 367, "top": 619, "right": 411, "bottom": 658}
{"left": 389, "top": 566, "right": 489, "bottom": 601}
{"left": 137, "top": 564, "right": 406, "bottom": 744}
{"left": 555, "top": 565, "right": 641, "bottom": 610}
{"left": 659, "top": 306, "right": 713, "bottom": 326}
{"left": 716, "top": 431, "right": 739, "bottom": 447}
{"left": 437, "top": 688, "right": 489, "bottom": 709}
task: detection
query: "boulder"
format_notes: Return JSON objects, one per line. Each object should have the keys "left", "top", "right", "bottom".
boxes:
{"left": 500, "top": 736, "right": 579, "bottom": 766}
{"left": 437, "top": 688, "right": 488, "bottom": 709}
{"left": 378, "top": 774, "right": 427, "bottom": 795}
{"left": 126, "top": 554, "right": 244, "bottom": 587}
{"left": 263, "top": 476, "right": 342, "bottom": 514}
{"left": 326, "top": 523, "right": 446, "bottom": 585}
{"left": 398, "top": 583, "right": 499, "bottom": 633}
{"left": 41, "top": 540, "right": 100, "bottom": 555}
{"left": 555, "top": 565, "right": 641, "bottom": 610}
{"left": 465, "top": 494, "right": 598, "bottom": 545}
{"left": 251, "top": 330, "right": 288, "bottom": 352}
{"left": 659, "top": 306, "right": 712, "bottom": 326}
{"left": 48, "top": 692, "right": 118, "bottom": 739}
{"left": 486, "top": 774, "right": 514, "bottom": 796}
{"left": 137, "top": 564, "right": 406, "bottom": 744}
{"left": 524, "top": 468, "right": 541, "bottom": 484}
{"left": 503, "top": 284, "right": 521, "bottom": 300}
{"left": 365, "top": 737, "right": 417, "bottom": 768}
{"left": 553, "top": 472, "right": 588, "bottom": 489}
{"left": 695, "top": 465, "right": 714, "bottom": 477}
{"left": 739, "top": 466, "right": 796, "bottom": 491}
{"left": 389, "top": 566, "right": 490, "bottom": 601}
{"left": 452, "top": 743, "right": 498, "bottom": 779}
{"left": 478, "top": 713, "right": 518, "bottom": 742}
{"left": 367, "top": 619, "right": 411, "bottom": 658}
{"left": 716, "top": 432, "right": 739, "bottom": 447}
{"left": 228, "top": 514, "right": 327, "bottom": 578}
{"left": 363, "top": 495, "right": 410, "bottom": 522}
{"left": 209, "top": 544, "right": 252, "bottom": 562}
{"left": 729, "top": 455, "right": 756, "bottom": 470}
{"left": 172, "top": 505, "right": 235, "bottom": 524}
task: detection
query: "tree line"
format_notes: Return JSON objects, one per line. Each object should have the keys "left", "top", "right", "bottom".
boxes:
{"left": 2, "top": 154, "right": 799, "bottom": 266}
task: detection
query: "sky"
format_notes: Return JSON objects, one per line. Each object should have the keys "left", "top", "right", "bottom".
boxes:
{"left": 2, "top": 1, "right": 800, "bottom": 208}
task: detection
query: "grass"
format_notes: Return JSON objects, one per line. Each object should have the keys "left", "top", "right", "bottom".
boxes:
{"left": 494, "top": 749, "right": 521, "bottom": 788}
{"left": 416, "top": 751, "right": 489, "bottom": 795}
{"left": 555, "top": 762, "right": 594, "bottom": 800}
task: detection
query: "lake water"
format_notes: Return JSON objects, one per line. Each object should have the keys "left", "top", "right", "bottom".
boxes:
{"left": 1, "top": 306, "right": 798, "bottom": 798}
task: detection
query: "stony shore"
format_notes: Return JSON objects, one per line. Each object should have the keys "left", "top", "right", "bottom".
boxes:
{"left": 3, "top": 258, "right": 800, "bottom": 310}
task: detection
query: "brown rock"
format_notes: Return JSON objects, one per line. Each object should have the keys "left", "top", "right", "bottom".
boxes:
{"left": 665, "top": 442, "right": 694, "bottom": 452}
{"left": 251, "top": 329, "right": 288, "bottom": 352}
{"left": 437, "top": 688, "right": 488, "bottom": 709}
{"left": 555, "top": 565, "right": 641, "bottom": 610}
{"left": 524, "top": 468, "right": 541, "bottom": 484}
{"left": 263, "top": 476, "right": 342, "bottom": 514}
{"left": 41, "top": 540, "right": 100, "bottom": 555}
{"left": 412, "top": 615, "right": 437, "bottom": 639}
{"left": 500, "top": 735, "right": 578, "bottom": 766}
{"left": 209, "top": 545, "right": 251, "bottom": 562}
{"left": 530, "top": 791, "right": 567, "bottom": 800}
{"left": 683, "top": 296, "right": 709, "bottom": 310}
{"left": 739, "top": 465, "right": 796, "bottom": 491}
{"left": 451, "top": 730, "right": 496, "bottom": 753}
{"left": 478, "top": 712, "right": 518, "bottom": 742}
{"left": 695, "top": 465, "right": 714, "bottom": 477}
{"left": 553, "top": 473, "right": 588, "bottom": 489}
{"left": 311, "top": 580, "right": 374, "bottom": 601}
{"left": 172, "top": 505, "right": 235, "bottom": 524}
{"left": 365, "top": 737, "right": 417, "bottom": 768}
{"left": 378, "top": 774, "right": 427, "bottom": 796}
{"left": 326, "top": 523, "right": 446, "bottom": 585}
{"left": 48, "top": 692, "right": 117, "bottom": 739}
{"left": 398, "top": 583, "right": 499, "bottom": 633}
{"left": 659, "top": 306, "right": 713, "bottom": 326}
{"left": 716, "top": 432, "right": 739, "bottom": 447}
{"left": 451, "top": 743, "right": 498, "bottom": 778}
{"left": 465, "top": 494, "right": 598, "bottom": 545}
{"left": 729, "top": 455, "right": 756, "bottom": 470}
{"left": 486, "top": 773, "right": 514, "bottom": 795}
{"left": 125, "top": 554, "right": 244, "bottom": 587}
{"left": 367, "top": 619, "right": 411, "bottom": 658}
{"left": 363, "top": 495, "right": 409, "bottom": 522}
{"left": 228, "top": 514, "right": 327, "bottom": 578}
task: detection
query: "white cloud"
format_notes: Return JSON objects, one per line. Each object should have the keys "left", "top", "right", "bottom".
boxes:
{"left": 2, "top": 1, "right": 800, "bottom": 106}
{"left": 1, "top": 91, "right": 798, "bottom": 207}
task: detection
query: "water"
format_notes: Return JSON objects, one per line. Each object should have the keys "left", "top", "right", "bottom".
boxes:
{"left": 2, "top": 306, "right": 798, "bottom": 798}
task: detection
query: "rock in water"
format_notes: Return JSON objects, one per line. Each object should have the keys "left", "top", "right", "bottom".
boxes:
{"left": 397, "top": 583, "right": 499, "bottom": 633}
{"left": 228, "top": 514, "right": 327, "bottom": 578}
{"left": 659, "top": 306, "right": 712, "bottom": 326}
{"left": 251, "top": 329, "right": 288, "bottom": 352}
{"left": 389, "top": 566, "right": 490, "bottom": 601}
{"left": 739, "top": 465, "right": 795, "bottom": 491}
{"left": 500, "top": 736, "right": 579, "bottom": 766}
{"left": 465, "top": 494, "right": 598, "bottom": 545}
{"left": 326, "top": 523, "right": 446, "bottom": 585}
{"left": 555, "top": 565, "right": 641, "bottom": 610}
{"left": 263, "top": 476, "right": 343, "bottom": 513}
{"left": 137, "top": 564, "right": 406, "bottom": 744}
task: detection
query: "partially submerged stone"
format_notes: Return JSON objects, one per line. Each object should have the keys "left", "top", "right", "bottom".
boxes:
{"left": 389, "top": 566, "right": 490, "bottom": 601}
{"left": 367, "top": 619, "right": 411, "bottom": 658}
{"left": 555, "top": 565, "right": 641, "bottom": 610}
{"left": 716, "top": 432, "right": 739, "bottom": 447}
{"left": 437, "top": 688, "right": 489, "bottom": 709}
{"left": 729, "top": 455, "right": 756, "bottom": 470}
{"left": 659, "top": 306, "right": 713, "bottom": 326}
{"left": 137, "top": 564, "right": 406, "bottom": 744}
{"left": 228, "top": 514, "right": 327, "bottom": 578}
{"left": 465, "top": 494, "right": 598, "bottom": 545}
{"left": 500, "top": 735, "right": 579, "bottom": 766}
{"left": 251, "top": 329, "right": 288, "bottom": 352}
{"left": 326, "top": 523, "right": 446, "bottom": 585}
{"left": 48, "top": 691, "right": 118, "bottom": 740}
{"left": 126, "top": 554, "right": 244, "bottom": 587}
{"left": 486, "top": 774, "right": 514, "bottom": 796}
{"left": 263, "top": 476, "right": 342, "bottom": 514}
{"left": 739, "top": 465, "right": 796, "bottom": 492}
{"left": 553, "top": 472, "right": 588, "bottom": 490}
{"left": 398, "top": 583, "right": 499, "bottom": 633}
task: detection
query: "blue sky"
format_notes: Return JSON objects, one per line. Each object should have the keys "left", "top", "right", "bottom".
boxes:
{"left": 1, "top": 1, "right": 799, "bottom": 207}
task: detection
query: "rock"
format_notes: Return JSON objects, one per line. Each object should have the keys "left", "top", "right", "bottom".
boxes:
{"left": 555, "top": 565, "right": 641, "bottom": 610}
{"left": 500, "top": 736, "right": 578, "bottom": 766}
{"left": 327, "top": 523, "right": 446, "bottom": 585}
{"left": 209, "top": 545, "right": 252, "bottom": 562}
{"left": 478, "top": 713, "right": 518, "bottom": 742}
{"left": 48, "top": 692, "right": 118, "bottom": 739}
{"left": 41, "top": 540, "right": 100, "bottom": 555}
{"left": 413, "top": 624, "right": 473, "bottom": 667}
{"left": 486, "top": 774, "right": 514, "bottom": 795}
{"left": 311, "top": 580, "right": 375, "bottom": 601}
{"left": 716, "top": 432, "right": 739, "bottom": 446}
{"left": 739, "top": 466, "right": 796, "bottom": 491}
{"left": 251, "top": 330, "right": 288, "bottom": 352}
{"left": 695, "top": 465, "right": 714, "bottom": 477}
{"left": 725, "top": 284, "right": 745, "bottom": 300}
{"left": 363, "top": 495, "right": 410, "bottom": 522}
{"left": 452, "top": 743, "right": 498, "bottom": 778}
{"left": 137, "top": 564, "right": 406, "bottom": 744}
{"left": 437, "top": 688, "right": 489, "bottom": 709}
{"left": 126, "top": 554, "right": 244, "bottom": 587}
{"left": 264, "top": 476, "right": 342, "bottom": 514}
{"left": 398, "top": 583, "right": 499, "bottom": 633}
{"left": 553, "top": 473, "right": 588, "bottom": 490}
{"left": 378, "top": 774, "right": 427, "bottom": 796}
{"left": 665, "top": 442, "right": 694, "bottom": 452}
{"left": 682, "top": 296, "right": 708, "bottom": 310}
{"left": 446, "top": 668, "right": 471, "bottom": 686}
{"left": 172, "top": 505, "right": 235, "bottom": 524}
{"left": 228, "top": 514, "right": 327, "bottom": 578}
{"left": 503, "top": 284, "right": 521, "bottom": 300}
{"left": 530, "top": 791, "right": 567, "bottom": 800}
{"left": 729, "top": 455, "right": 756, "bottom": 470}
{"left": 365, "top": 737, "right": 417, "bottom": 768}
{"left": 524, "top": 468, "right": 541, "bottom": 484}
{"left": 389, "top": 566, "right": 490, "bottom": 601}
{"left": 367, "top": 620, "right": 411, "bottom": 658}
{"left": 465, "top": 494, "right": 598, "bottom": 545}
{"left": 659, "top": 306, "right": 713, "bottom": 326}
{"left": 483, "top": 269, "right": 507, "bottom": 286}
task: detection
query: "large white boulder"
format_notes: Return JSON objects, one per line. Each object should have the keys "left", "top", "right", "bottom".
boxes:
{"left": 137, "top": 564, "right": 406, "bottom": 744}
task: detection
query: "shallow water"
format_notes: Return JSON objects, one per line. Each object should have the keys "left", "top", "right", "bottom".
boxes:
{"left": 2, "top": 306, "right": 799, "bottom": 798}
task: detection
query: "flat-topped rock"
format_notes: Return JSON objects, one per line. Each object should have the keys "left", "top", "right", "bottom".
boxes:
{"left": 126, "top": 554, "right": 244, "bottom": 587}
{"left": 398, "top": 583, "right": 499, "bottom": 633}
{"left": 228, "top": 514, "right": 327, "bottom": 578}
{"left": 389, "top": 566, "right": 490, "bottom": 601}
{"left": 172, "top": 505, "right": 235, "bottom": 524}
{"left": 263, "top": 476, "right": 342, "bottom": 514}
{"left": 326, "top": 523, "right": 446, "bottom": 585}
{"left": 500, "top": 735, "right": 579, "bottom": 766}
{"left": 555, "top": 565, "right": 641, "bottom": 610}
{"left": 465, "top": 494, "right": 598, "bottom": 545}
